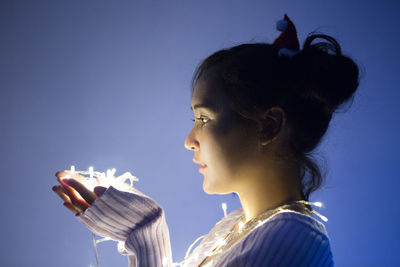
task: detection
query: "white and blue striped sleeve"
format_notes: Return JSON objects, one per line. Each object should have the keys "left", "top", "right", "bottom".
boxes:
{"left": 77, "top": 186, "right": 173, "bottom": 267}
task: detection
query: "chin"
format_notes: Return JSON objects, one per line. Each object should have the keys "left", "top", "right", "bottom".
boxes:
{"left": 203, "top": 179, "right": 230, "bottom": 195}
{"left": 203, "top": 181, "right": 214, "bottom": 194}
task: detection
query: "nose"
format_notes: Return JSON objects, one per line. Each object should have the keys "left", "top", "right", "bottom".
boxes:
{"left": 184, "top": 128, "right": 199, "bottom": 151}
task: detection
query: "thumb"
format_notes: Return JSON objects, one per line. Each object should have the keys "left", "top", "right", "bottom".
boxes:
{"left": 94, "top": 186, "right": 107, "bottom": 198}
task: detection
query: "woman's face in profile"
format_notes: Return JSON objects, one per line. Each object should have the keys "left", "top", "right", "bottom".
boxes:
{"left": 185, "top": 72, "right": 260, "bottom": 195}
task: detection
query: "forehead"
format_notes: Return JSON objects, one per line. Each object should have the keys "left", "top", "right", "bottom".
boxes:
{"left": 191, "top": 74, "right": 228, "bottom": 113}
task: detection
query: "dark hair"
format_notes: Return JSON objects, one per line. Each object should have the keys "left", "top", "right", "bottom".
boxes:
{"left": 191, "top": 33, "right": 360, "bottom": 201}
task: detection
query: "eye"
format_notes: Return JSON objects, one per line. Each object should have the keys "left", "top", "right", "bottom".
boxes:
{"left": 191, "top": 117, "right": 209, "bottom": 125}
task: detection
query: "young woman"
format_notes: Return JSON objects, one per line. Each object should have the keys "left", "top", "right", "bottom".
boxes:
{"left": 53, "top": 14, "right": 359, "bottom": 266}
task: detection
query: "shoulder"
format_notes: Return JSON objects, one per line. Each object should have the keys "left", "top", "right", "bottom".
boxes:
{"left": 265, "top": 210, "right": 330, "bottom": 237}
{"left": 224, "top": 211, "right": 334, "bottom": 267}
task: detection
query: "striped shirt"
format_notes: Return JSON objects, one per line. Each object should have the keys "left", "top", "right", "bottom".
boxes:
{"left": 78, "top": 186, "right": 334, "bottom": 266}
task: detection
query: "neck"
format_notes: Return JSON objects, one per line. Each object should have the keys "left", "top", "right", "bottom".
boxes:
{"left": 235, "top": 167, "right": 303, "bottom": 223}
{"left": 238, "top": 192, "right": 302, "bottom": 223}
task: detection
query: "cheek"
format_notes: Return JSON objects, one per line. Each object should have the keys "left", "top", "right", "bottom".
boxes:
{"left": 206, "top": 116, "right": 257, "bottom": 175}
{"left": 201, "top": 136, "right": 234, "bottom": 194}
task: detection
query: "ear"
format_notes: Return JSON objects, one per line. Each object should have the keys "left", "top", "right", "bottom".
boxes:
{"left": 259, "top": 107, "right": 287, "bottom": 147}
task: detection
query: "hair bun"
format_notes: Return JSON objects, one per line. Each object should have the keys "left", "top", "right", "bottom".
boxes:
{"left": 293, "top": 33, "right": 360, "bottom": 115}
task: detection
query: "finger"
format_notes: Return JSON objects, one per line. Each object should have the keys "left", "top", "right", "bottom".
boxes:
{"left": 52, "top": 185, "right": 72, "bottom": 203}
{"left": 56, "top": 170, "right": 73, "bottom": 178}
{"left": 63, "top": 178, "right": 97, "bottom": 205}
{"left": 53, "top": 185, "right": 84, "bottom": 215}
{"left": 57, "top": 177, "right": 91, "bottom": 210}
{"left": 94, "top": 186, "right": 107, "bottom": 198}
{"left": 55, "top": 171, "right": 66, "bottom": 179}
{"left": 55, "top": 170, "right": 85, "bottom": 182}
{"left": 63, "top": 202, "right": 83, "bottom": 216}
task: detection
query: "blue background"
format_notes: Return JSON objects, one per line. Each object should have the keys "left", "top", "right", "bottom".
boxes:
{"left": 1, "top": 1, "right": 399, "bottom": 266}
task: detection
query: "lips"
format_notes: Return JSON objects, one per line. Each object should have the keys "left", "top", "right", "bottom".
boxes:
{"left": 198, "top": 165, "right": 207, "bottom": 173}
{"left": 193, "top": 158, "right": 207, "bottom": 167}
{"left": 193, "top": 158, "right": 207, "bottom": 174}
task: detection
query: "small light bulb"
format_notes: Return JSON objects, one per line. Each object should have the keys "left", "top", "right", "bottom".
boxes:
{"left": 70, "top": 165, "right": 75, "bottom": 177}
{"left": 320, "top": 215, "right": 328, "bottom": 222}
{"left": 221, "top": 202, "right": 227, "bottom": 217}
{"left": 89, "top": 166, "right": 94, "bottom": 178}
{"left": 162, "top": 257, "right": 168, "bottom": 266}
{"left": 238, "top": 221, "right": 244, "bottom": 232}
{"left": 312, "top": 210, "right": 329, "bottom": 222}
{"left": 314, "top": 201, "right": 323, "bottom": 207}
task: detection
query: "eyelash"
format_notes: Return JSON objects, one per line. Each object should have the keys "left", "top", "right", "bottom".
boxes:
{"left": 192, "top": 117, "right": 209, "bottom": 125}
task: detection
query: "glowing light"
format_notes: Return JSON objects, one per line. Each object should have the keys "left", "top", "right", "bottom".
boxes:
{"left": 62, "top": 165, "right": 139, "bottom": 194}
{"left": 313, "top": 201, "right": 323, "bottom": 207}
{"left": 95, "top": 236, "right": 111, "bottom": 244}
{"left": 61, "top": 166, "right": 329, "bottom": 267}
{"left": 238, "top": 221, "right": 244, "bottom": 232}
{"left": 215, "top": 238, "right": 226, "bottom": 248}
{"left": 89, "top": 166, "right": 94, "bottom": 178}
{"left": 221, "top": 202, "right": 227, "bottom": 218}
{"left": 256, "top": 219, "right": 267, "bottom": 228}
{"left": 70, "top": 165, "right": 75, "bottom": 176}
{"left": 162, "top": 257, "right": 168, "bottom": 266}
{"left": 63, "top": 166, "right": 139, "bottom": 267}
{"left": 312, "top": 210, "right": 328, "bottom": 222}
{"left": 299, "top": 200, "right": 323, "bottom": 208}
{"left": 296, "top": 200, "right": 328, "bottom": 222}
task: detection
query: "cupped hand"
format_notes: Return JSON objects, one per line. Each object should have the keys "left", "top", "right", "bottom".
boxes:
{"left": 52, "top": 170, "right": 107, "bottom": 215}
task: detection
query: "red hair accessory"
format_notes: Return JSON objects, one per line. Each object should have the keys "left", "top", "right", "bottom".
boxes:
{"left": 273, "top": 14, "right": 300, "bottom": 57}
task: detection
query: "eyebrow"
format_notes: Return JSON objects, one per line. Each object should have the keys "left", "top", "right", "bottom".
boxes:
{"left": 190, "top": 103, "right": 218, "bottom": 112}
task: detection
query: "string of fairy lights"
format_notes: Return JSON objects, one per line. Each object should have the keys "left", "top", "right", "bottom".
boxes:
{"left": 61, "top": 165, "right": 139, "bottom": 267}
{"left": 60, "top": 165, "right": 327, "bottom": 267}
